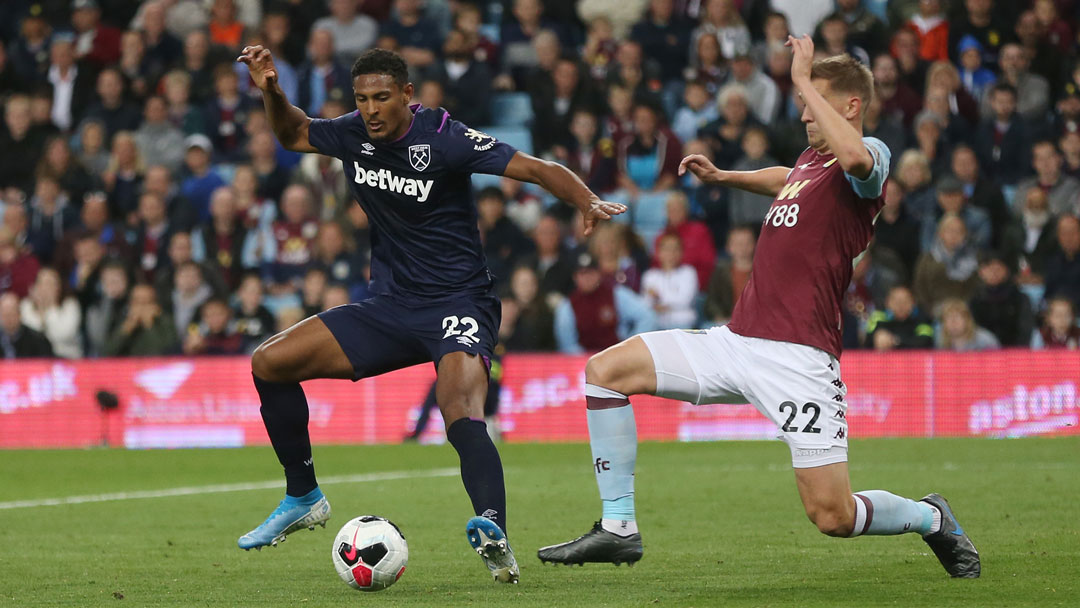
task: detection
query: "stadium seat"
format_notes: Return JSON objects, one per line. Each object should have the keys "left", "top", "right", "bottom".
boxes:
{"left": 482, "top": 126, "right": 533, "bottom": 155}
{"left": 633, "top": 192, "right": 670, "bottom": 252}
{"left": 489, "top": 93, "right": 534, "bottom": 127}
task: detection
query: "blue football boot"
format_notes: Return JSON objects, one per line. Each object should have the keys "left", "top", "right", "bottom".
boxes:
{"left": 466, "top": 516, "right": 519, "bottom": 583}
{"left": 238, "top": 487, "right": 332, "bottom": 550}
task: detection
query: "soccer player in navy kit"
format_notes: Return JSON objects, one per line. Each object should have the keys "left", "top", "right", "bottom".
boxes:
{"left": 234, "top": 47, "right": 626, "bottom": 583}
{"left": 538, "top": 37, "right": 980, "bottom": 579}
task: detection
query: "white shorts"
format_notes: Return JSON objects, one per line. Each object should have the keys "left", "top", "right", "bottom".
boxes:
{"left": 638, "top": 326, "right": 849, "bottom": 468}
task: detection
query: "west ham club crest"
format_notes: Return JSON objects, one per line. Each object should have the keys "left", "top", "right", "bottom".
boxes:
{"left": 408, "top": 144, "right": 430, "bottom": 171}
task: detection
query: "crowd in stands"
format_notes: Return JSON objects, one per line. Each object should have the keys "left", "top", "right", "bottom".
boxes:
{"left": 2, "top": 0, "right": 1080, "bottom": 361}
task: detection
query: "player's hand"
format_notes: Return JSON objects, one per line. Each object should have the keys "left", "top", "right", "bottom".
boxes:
{"left": 236, "top": 45, "right": 278, "bottom": 91}
{"left": 583, "top": 200, "right": 627, "bottom": 236}
{"left": 785, "top": 35, "right": 814, "bottom": 84}
{"left": 678, "top": 154, "right": 722, "bottom": 184}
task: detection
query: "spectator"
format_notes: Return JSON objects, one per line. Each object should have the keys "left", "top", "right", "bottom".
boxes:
{"left": 1044, "top": 214, "right": 1080, "bottom": 306}
{"left": 431, "top": 29, "right": 492, "bottom": 127}
{"left": 104, "top": 283, "right": 178, "bottom": 356}
{"left": 312, "top": 220, "right": 366, "bottom": 297}
{"left": 179, "top": 134, "right": 226, "bottom": 222}
{"left": 671, "top": 80, "right": 719, "bottom": 145}
{"left": 629, "top": 0, "right": 692, "bottom": 85}
{"left": 581, "top": 16, "right": 619, "bottom": 84}
{"left": 478, "top": 187, "right": 534, "bottom": 288}
{"left": 262, "top": 184, "right": 319, "bottom": 293}
{"left": 25, "top": 175, "right": 78, "bottom": 264}
{"left": 693, "top": 0, "right": 751, "bottom": 62}
{"left": 180, "top": 30, "right": 214, "bottom": 103}
{"left": 169, "top": 260, "right": 213, "bottom": 339}
{"left": 1057, "top": 99, "right": 1080, "bottom": 157}
{"left": 452, "top": 3, "right": 498, "bottom": 70}
{"left": 1031, "top": 296, "right": 1079, "bottom": 349}
{"left": 554, "top": 252, "right": 656, "bottom": 354}
{"left": 1013, "top": 141, "right": 1080, "bottom": 219}
{"left": 1001, "top": 188, "right": 1058, "bottom": 279}
{"left": 590, "top": 223, "right": 645, "bottom": 292}
{"left": 381, "top": 0, "right": 442, "bottom": 74}
{"left": 985, "top": 43, "right": 1051, "bottom": 125}
{"left": 862, "top": 94, "right": 905, "bottom": 172}
{"left": 139, "top": 0, "right": 183, "bottom": 77}
{"left": 919, "top": 175, "right": 992, "bottom": 252}
{"left": 162, "top": 69, "right": 207, "bottom": 135}
{"left": 1032, "top": 0, "right": 1071, "bottom": 54}
{"left": 322, "top": 283, "right": 350, "bottom": 310}
{"left": 616, "top": 104, "right": 682, "bottom": 195}
{"left": 71, "top": 0, "right": 121, "bottom": 68}
{"left": 8, "top": 5, "right": 52, "bottom": 84}
{"left": 948, "top": 0, "right": 1010, "bottom": 69}
{"left": 296, "top": 28, "right": 351, "bottom": 116}
{"left": 1014, "top": 9, "right": 1056, "bottom": 86}
{"left": 557, "top": 110, "right": 617, "bottom": 195}
{"left": 835, "top": 0, "right": 889, "bottom": 57}
{"left": 102, "top": 131, "right": 146, "bottom": 221}
{"left": 968, "top": 251, "right": 1033, "bottom": 346}
{"left": 974, "top": 83, "right": 1031, "bottom": 187}
{"left": 642, "top": 233, "right": 698, "bottom": 329}
{"left": 207, "top": 0, "right": 247, "bottom": 52}
{"left": 530, "top": 54, "right": 593, "bottom": 156}
{"left": 956, "top": 35, "right": 996, "bottom": 101}
{"left": 728, "top": 127, "right": 778, "bottom": 226}
{"left": 233, "top": 164, "right": 277, "bottom": 235}
{"left": 191, "top": 186, "right": 248, "bottom": 290}
{"left": 83, "top": 259, "right": 130, "bottom": 357}
{"left": 924, "top": 60, "right": 979, "bottom": 129}
{"left": 46, "top": 35, "right": 96, "bottom": 133}
{"left": 704, "top": 224, "right": 754, "bottom": 325}
{"left": 313, "top": 0, "right": 377, "bottom": 68}
{"left": 19, "top": 266, "right": 82, "bottom": 358}
{"left": 84, "top": 68, "right": 141, "bottom": 141}
{"left": 35, "top": 139, "right": 94, "bottom": 212}
{"left": 248, "top": 129, "right": 290, "bottom": 204}
{"left": 873, "top": 178, "right": 922, "bottom": 278}
{"left": 0, "top": 291, "right": 54, "bottom": 358}
{"left": 950, "top": 144, "right": 1008, "bottom": 241}
{"left": 77, "top": 120, "right": 110, "bottom": 176}
{"left": 68, "top": 234, "right": 106, "bottom": 308}
{"left": 817, "top": 13, "right": 869, "bottom": 67}
{"left": 904, "top": 0, "right": 949, "bottom": 62}
{"left": 866, "top": 285, "right": 935, "bottom": 351}
{"left": 183, "top": 296, "right": 245, "bottom": 355}
{"left": 872, "top": 53, "right": 921, "bottom": 129}
{"left": 0, "top": 226, "right": 41, "bottom": 299}
{"left": 728, "top": 49, "right": 781, "bottom": 125}
{"left": 913, "top": 213, "right": 981, "bottom": 314}
{"left": 300, "top": 266, "right": 329, "bottom": 317}
{"left": 154, "top": 231, "right": 228, "bottom": 305}
{"left": 117, "top": 30, "right": 152, "bottom": 101}
{"left": 750, "top": 11, "right": 790, "bottom": 68}
{"left": 658, "top": 191, "right": 716, "bottom": 290}
{"left": 254, "top": 10, "right": 300, "bottom": 102}
{"left": 502, "top": 265, "right": 556, "bottom": 351}
{"left": 134, "top": 96, "right": 186, "bottom": 172}
{"left": 523, "top": 214, "right": 576, "bottom": 298}
{"left": 936, "top": 298, "right": 1000, "bottom": 351}
{"left": 129, "top": 192, "right": 174, "bottom": 281}
{"left": 602, "top": 84, "right": 635, "bottom": 146}
{"left": 204, "top": 65, "right": 253, "bottom": 161}
{"left": 0, "top": 95, "right": 45, "bottom": 192}
{"left": 605, "top": 39, "right": 663, "bottom": 107}
{"left": 686, "top": 32, "right": 728, "bottom": 96}
{"left": 699, "top": 84, "right": 761, "bottom": 170}
{"left": 144, "top": 164, "right": 196, "bottom": 232}
{"left": 233, "top": 273, "right": 275, "bottom": 352}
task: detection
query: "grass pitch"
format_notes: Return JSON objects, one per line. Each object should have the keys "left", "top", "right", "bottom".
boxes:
{"left": 1, "top": 438, "right": 1077, "bottom": 607}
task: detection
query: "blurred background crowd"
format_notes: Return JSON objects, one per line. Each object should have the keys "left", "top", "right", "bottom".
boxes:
{"left": 1, "top": 0, "right": 1079, "bottom": 362}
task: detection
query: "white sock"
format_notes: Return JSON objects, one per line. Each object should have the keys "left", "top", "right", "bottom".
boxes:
{"left": 601, "top": 518, "right": 639, "bottom": 536}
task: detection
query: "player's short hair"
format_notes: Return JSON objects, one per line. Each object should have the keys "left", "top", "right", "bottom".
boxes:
{"left": 351, "top": 48, "right": 409, "bottom": 87}
{"left": 811, "top": 54, "right": 874, "bottom": 109}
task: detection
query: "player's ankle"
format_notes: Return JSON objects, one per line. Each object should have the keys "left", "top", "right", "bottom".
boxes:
{"left": 601, "top": 518, "right": 638, "bottom": 536}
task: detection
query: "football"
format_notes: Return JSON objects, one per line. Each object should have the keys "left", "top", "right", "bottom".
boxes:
{"left": 331, "top": 515, "right": 409, "bottom": 591}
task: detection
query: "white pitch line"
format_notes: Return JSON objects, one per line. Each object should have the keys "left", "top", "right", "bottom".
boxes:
{"left": 0, "top": 467, "right": 460, "bottom": 510}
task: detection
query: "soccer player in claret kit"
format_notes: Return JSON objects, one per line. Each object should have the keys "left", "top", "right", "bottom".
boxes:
{"left": 234, "top": 46, "right": 626, "bottom": 583}
{"left": 538, "top": 36, "right": 980, "bottom": 579}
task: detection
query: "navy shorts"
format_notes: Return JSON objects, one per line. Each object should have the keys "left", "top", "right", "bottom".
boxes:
{"left": 317, "top": 290, "right": 500, "bottom": 380}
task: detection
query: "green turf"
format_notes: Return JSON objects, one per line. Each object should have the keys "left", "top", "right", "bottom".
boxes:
{"left": 1, "top": 438, "right": 1077, "bottom": 607}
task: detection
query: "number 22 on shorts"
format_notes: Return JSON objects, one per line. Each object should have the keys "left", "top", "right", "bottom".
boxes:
{"left": 442, "top": 315, "right": 480, "bottom": 344}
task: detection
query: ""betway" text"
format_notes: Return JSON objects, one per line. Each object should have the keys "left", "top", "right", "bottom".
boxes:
{"left": 353, "top": 162, "right": 434, "bottom": 202}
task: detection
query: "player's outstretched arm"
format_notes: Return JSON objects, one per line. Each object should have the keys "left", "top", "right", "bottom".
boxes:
{"left": 502, "top": 152, "right": 627, "bottom": 236}
{"left": 237, "top": 45, "right": 318, "bottom": 153}
{"left": 786, "top": 35, "right": 873, "bottom": 179}
{"left": 678, "top": 154, "right": 790, "bottom": 197}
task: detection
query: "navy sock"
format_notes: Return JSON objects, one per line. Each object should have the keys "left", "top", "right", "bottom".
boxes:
{"left": 447, "top": 418, "right": 507, "bottom": 534}
{"left": 253, "top": 374, "right": 317, "bottom": 497}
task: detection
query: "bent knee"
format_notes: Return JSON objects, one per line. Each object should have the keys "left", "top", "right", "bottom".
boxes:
{"left": 251, "top": 341, "right": 288, "bottom": 381}
{"left": 806, "top": 507, "right": 855, "bottom": 537}
{"left": 584, "top": 353, "right": 615, "bottom": 387}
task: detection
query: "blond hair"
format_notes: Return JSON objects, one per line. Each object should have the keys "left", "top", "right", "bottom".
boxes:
{"left": 811, "top": 54, "right": 875, "bottom": 111}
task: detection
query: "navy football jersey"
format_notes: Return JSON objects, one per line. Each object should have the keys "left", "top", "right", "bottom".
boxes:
{"left": 308, "top": 104, "right": 517, "bottom": 300}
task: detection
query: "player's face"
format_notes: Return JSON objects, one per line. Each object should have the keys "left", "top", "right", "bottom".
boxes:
{"left": 353, "top": 74, "right": 414, "bottom": 141}
{"left": 801, "top": 79, "right": 858, "bottom": 151}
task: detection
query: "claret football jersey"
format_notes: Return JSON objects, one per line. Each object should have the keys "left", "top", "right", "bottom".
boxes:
{"left": 727, "top": 137, "right": 890, "bottom": 358}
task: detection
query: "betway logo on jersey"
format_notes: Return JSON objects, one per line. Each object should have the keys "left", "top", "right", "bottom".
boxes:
{"left": 353, "top": 162, "right": 434, "bottom": 202}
